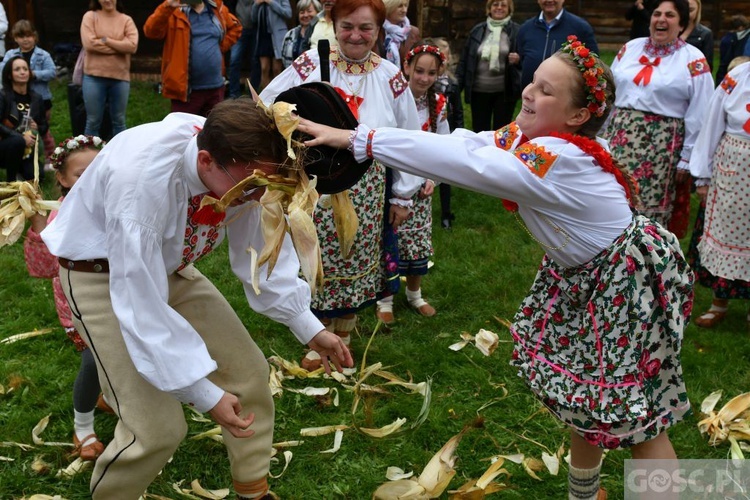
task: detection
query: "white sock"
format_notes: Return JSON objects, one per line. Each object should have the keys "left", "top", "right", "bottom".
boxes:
{"left": 568, "top": 463, "right": 601, "bottom": 500}
{"left": 377, "top": 295, "right": 393, "bottom": 311}
{"left": 405, "top": 287, "right": 421, "bottom": 303}
{"left": 74, "top": 409, "right": 96, "bottom": 442}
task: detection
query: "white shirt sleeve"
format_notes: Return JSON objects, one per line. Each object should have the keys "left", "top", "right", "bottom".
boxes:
{"left": 227, "top": 205, "right": 325, "bottom": 345}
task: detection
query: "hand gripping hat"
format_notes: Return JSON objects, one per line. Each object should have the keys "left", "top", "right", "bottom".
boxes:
{"left": 277, "top": 81, "right": 372, "bottom": 194}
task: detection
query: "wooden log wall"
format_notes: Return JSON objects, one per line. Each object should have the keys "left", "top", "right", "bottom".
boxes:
{"left": 0, "top": 0, "right": 746, "bottom": 72}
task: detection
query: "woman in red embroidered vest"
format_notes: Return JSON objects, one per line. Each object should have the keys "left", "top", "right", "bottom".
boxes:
{"left": 260, "top": 0, "right": 422, "bottom": 359}
{"left": 298, "top": 37, "right": 694, "bottom": 500}
{"left": 375, "top": 43, "right": 447, "bottom": 321}
{"left": 602, "top": 0, "right": 713, "bottom": 238}
{"left": 687, "top": 61, "right": 750, "bottom": 328}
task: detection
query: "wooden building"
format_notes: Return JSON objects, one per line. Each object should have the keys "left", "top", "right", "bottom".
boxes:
{"left": 0, "top": 0, "right": 746, "bottom": 72}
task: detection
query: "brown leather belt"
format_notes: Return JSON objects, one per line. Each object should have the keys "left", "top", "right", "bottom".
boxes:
{"left": 58, "top": 257, "right": 109, "bottom": 273}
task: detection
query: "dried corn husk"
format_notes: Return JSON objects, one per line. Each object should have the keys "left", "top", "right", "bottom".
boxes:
{"left": 448, "top": 456, "right": 510, "bottom": 499}
{"left": 386, "top": 467, "right": 415, "bottom": 481}
{"left": 331, "top": 190, "right": 358, "bottom": 259}
{"left": 189, "top": 479, "right": 229, "bottom": 499}
{"left": 300, "top": 424, "right": 349, "bottom": 437}
{"left": 190, "top": 426, "right": 223, "bottom": 442}
{"left": 1, "top": 329, "right": 53, "bottom": 345}
{"left": 55, "top": 457, "right": 92, "bottom": 478}
{"left": 269, "top": 450, "right": 293, "bottom": 479}
{"left": 522, "top": 456, "right": 546, "bottom": 481}
{"left": 0, "top": 154, "right": 59, "bottom": 247}
{"left": 360, "top": 418, "right": 407, "bottom": 438}
{"left": 698, "top": 391, "right": 750, "bottom": 445}
{"left": 474, "top": 330, "right": 499, "bottom": 356}
{"left": 373, "top": 428, "right": 467, "bottom": 499}
{"left": 448, "top": 330, "right": 499, "bottom": 356}
{"left": 268, "top": 355, "right": 325, "bottom": 379}
{"left": 287, "top": 172, "right": 323, "bottom": 294}
{"left": 270, "top": 102, "right": 300, "bottom": 160}
{"left": 320, "top": 428, "right": 344, "bottom": 454}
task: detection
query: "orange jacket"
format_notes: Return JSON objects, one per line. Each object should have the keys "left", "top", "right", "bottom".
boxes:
{"left": 144, "top": 0, "right": 241, "bottom": 102}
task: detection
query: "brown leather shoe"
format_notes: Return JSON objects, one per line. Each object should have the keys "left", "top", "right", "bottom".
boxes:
{"left": 412, "top": 301, "right": 436, "bottom": 317}
{"left": 72, "top": 433, "right": 105, "bottom": 461}
{"left": 597, "top": 487, "right": 607, "bottom": 500}
{"left": 376, "top": 306, "right": 395, "bottom": 325}
{"left": 693, "top": 309, "right": 727, "bottom": 328}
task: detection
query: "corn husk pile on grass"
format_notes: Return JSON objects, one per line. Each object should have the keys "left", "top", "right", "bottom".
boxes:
{"left": 0, "top": 141, "right": 60, "bottom": 247}
{"left": 697, "top": 390, "right": 750, "bottom": 458}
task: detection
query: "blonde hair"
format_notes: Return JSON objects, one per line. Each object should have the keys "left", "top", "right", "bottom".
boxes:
{"left": 689, "top": 0, "right": 702, "bottom": 26}
{"left": 382, "top": 0, "right": 408, "bottom": 16}
{"left": 728, "top": 56, "right": 750, "bottom": 72}
{"left": 486, "top": 0, "right": 514, "bottom": 17}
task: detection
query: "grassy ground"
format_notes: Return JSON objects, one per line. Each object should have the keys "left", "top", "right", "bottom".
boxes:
{"left": 1, "top": 67, "right": 749, "bottom": 499}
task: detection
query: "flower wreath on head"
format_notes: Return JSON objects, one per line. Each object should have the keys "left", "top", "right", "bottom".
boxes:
{"left": 50, "top": 135, "right": 105, "bottom": 170}
{"left": 405, "top": 44, "right": 446, "bottom": 66}
{"left": 560, "top": 35, "right": 608, "bottom": 118}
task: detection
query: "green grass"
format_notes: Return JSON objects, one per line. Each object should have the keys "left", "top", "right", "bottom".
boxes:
{"left": 1, "top": 73, "right": 749, "bottom": 499}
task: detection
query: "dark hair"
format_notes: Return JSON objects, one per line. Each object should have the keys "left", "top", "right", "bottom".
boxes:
{"left": 404, "top": 41, "right": 444, "bottom": 133}
{"left": 654, "top": 0, "right": 689, "bottom": 30}
{"left": 11, "top": 20, "right": 36, "bottom": 40}
{"left": 730, "top": 14, "right": 749, "bottom": 31}
{"left": 1, "top": 56, "right": 32, "bottom": 92}
{"left": 197, "top": 98, "right": 290, "bottom": 170}
{"left": 89, "top": 0, "right": 125, "bottom": 13}
{"left": 332, "top": 0, "right": 386, "bottom": 28}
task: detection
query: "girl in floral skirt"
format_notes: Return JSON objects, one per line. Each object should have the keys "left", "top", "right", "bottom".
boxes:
{"left": 298, "top": 36, "right": 694, "bottom": 500}
{"left": 375, "top": 43, "right": 448, "bottom": 322}
{"left": 24, "top": 135, "right": 107, "bottom": 461}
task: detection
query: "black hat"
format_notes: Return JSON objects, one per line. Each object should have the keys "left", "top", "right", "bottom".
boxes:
{"left": 276, "top": 82, "right": 372, "bottom": 194}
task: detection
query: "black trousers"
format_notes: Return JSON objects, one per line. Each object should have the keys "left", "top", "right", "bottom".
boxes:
{"left": 470, "top": 91, "right": 517, "bottom": 133}
{"left": 0, "top": 132, "right": 28, "bottom": 181}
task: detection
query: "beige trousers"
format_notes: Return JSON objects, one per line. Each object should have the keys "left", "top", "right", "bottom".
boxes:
{"left": 60, "top": 266, "right": 274, "bottom": 499}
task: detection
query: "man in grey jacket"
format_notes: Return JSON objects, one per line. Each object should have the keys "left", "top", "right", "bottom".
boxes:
{"left": 228, "top": 0, "right": 257, "bottom": 97}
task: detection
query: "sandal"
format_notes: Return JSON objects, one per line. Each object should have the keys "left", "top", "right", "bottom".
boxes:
{"left": 693, "top": 309, "right": 727, "bottom": 328}
{"left": 375, "top": 305, "right": 395, "bottom": 326}
{"left": 408, "top": 299, "right": 436, "bottom": 317}
{"left": 72, "top": 433, "right": 105, "bottom": 461}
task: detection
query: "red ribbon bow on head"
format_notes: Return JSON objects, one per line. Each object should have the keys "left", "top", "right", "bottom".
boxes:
{"left": 633, "top": 55, "right": 661, "bottom": 86}
{"left": 744, "top": 104, "right": 750, "bottom": 135}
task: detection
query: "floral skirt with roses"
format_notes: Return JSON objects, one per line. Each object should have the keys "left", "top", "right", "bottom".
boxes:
{"left": 396, "top": 190, "right": 433, "bottom": 275}
{"left": 604, "top": 108, "right": 686, "bottom": 231}
{"left": 311, "top": 160, "right": 390, "bottom": 317}
{"left": 509, "top": 215, "right": 694, "bottom": 449}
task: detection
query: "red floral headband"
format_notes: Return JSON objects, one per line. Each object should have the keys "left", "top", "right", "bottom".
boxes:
{"left": 560, "top": 36, "right": 607, "bottom": 118}
{"left": 405, "top": 44, "right": 446, "bottom": 66}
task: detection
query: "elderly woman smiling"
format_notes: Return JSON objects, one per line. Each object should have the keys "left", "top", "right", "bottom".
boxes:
{"left": 603, "top": 0, "right": 713, "bottom": 237}
{"left": 261, "top": 0, "right": 421, "bottom": 361}
{"left": 280, "top": 0, "right": 321, "bottom": 68}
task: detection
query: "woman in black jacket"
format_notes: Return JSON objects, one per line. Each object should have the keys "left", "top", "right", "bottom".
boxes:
{"left": 681, "top": 0, "right": 714, "bottom": 70}
{"left": 456, "top": 0, "right": 521, "bottom": 132}
{"left": 0, "top": 55, "right": 48, "bottom": 181}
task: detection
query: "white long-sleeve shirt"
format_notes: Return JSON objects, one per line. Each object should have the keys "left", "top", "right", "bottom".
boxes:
{"left": 610, "top": 37, "right": 714, "bottom": 169}
{"left": 42, "top": 113, "right": 323, "bottom": 412}
{"left": 260, "top": 48, "right": 424, "bottom": 198}
{"left": 689, "top": 62, "right": 750, "bottom": 180}
{"left": 352, "top": 124, "right": 633, "bottom": 268}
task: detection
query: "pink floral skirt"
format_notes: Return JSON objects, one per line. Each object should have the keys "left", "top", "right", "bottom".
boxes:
{"left": 510, "top": 215, "right": 693, "bottom": 449}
